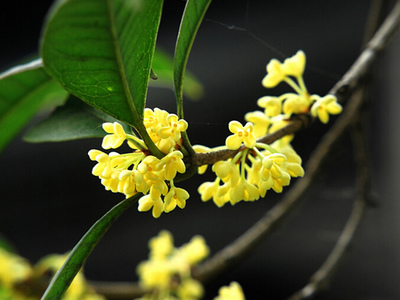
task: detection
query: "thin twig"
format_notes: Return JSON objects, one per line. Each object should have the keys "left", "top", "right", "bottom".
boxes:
{"left": 286, "top": 87, "right": 371, "bottom": 300}
{"left": 286, "top": 1, "right": 385, "bottom": 296}
{"left": 91, "top": 281, "right": 144, "bottom": 300}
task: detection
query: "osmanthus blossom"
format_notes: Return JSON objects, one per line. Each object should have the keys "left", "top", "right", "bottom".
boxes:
{"left": 0, "top": 249, "right": 104, "bottom": 300}
{"left": 197, "top": 138, "right": 304, "bottom": 207}
{"left": 137, "top": 231, "right": 209, "bottom": 300}
{"left": 101, "top": 122, "right": 127, "bottom": 149}
{"left": 258, "top": 50, "right": 341, "bottom": 121}
{"left": 214, "top": 281, "right": 246, "bottom": 300}
{"left": 88, "top": 108, "right": 189, "bottom": 218}
{"left": 143, "top": 108, "right": 188, "bottom": 153}
{"left": 311, "top": 94, "right": 343, "bottom": 123}
{"left": 225, "top": 121, "right": 257, "bottom": 150}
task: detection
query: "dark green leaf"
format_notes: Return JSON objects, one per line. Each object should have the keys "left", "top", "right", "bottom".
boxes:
{"left": 41, "top": 0, "right": 163, "bottom": 150}
{"left": 24, "top": 96, "right": 131, "bottom": 142}
{"left": 151, "top": 48, "right": 204, "bottom": 101}
{"left": 41, "top": 194, "right": 140, "bottom": 300}
{"left": 0, "top": 59, "right": 68, "bottom": 153}
{"left": 174, "top": 0, "right": 211, "bottom": 117}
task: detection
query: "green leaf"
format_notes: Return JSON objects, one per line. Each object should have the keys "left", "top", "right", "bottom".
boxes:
{"left": 151, "top": 48, "right": 204, "bottom": 101}
{"left": 0, "top": 59, "right": 68, "bottom": 153}
{"left": 174, "top": 0, "right": 211, "bottom": 118}
{"left": 41, "top": 194, "right": 140, "bottom": 300}
{"left": 24, "top": 96, "right": 131, "bottom": 142}
{"left": 41, "top": 0, "right": 164, "bottom": 157}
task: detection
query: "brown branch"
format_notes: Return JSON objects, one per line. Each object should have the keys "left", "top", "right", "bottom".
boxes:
{"left": 330, "top": 0, "right": 400, "bottom": 99}
{"left": 188, "top": 0, "right": 400, "bottom": 167}
{"left": 91, "top": 281, "right": 144, "bottom": 300}
{"left": 286, "top": 87, "right": 371, "bottom": 300}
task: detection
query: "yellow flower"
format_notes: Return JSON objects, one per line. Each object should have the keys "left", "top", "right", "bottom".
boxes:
{"left": 214, "top": 281, "right": 246, "bottom": 300}
{"left": 158, "top": 150, "right": 186, "bottom": 181}
{"left": 262, "top": 50, "right": 306, "bottom": 89}
{"left": 282, "top": 93, "right": 311, "bottom": 116}
{"left": 88, "top": 150, "right": 111, "bottom": 177}
{"left": 178, "top": 236, "right": 210, "bottom": 265}
{"left": 230, "top": 178, "right": 260, "bottom": 203}
{"left": 262, "top": 58, "right": 285, "bottom": 88}
{"left": 101, "top": 122, "right": 127, "bottom": 149}
{"left": 244, "top": 111, "right": 270, "bottom": 138}
{"left": 137, "top": 231, "right": 209, "bottom": 300}
{"left": 137, "top": 259, "right": 172, "bottom": 290}
{"left": 117, "top": 170, "right": 137, "bottom": 197}
{"left": 311, "top": 94, "right": 342, "bottom": 124}
{"left": 177, "top": 278, "right": 204, "bottom": 300}
{"left": 212, "top": 160, "right": 240, "bottom": 186}
{"left": 149, "top": 230, "right": 174, "bottom": 261}
{"left": 271, "top": 171, "right": 291, "bottom": 193}
{"left": 143, "top": 108, "right": 188, "bottom": 154}
{"left": 257, "top": 96, "right": 282, "bottom": 117}
{"left": 215, "top": 182, "right": 235, "bottom": 207}
{"left": 262, "top": 153, "right": 287, "bottom": 178}
{"left": 138, "top": 155, "right": 162, "bottom": 181}
{"left": 138, "top": 194, "right": 164, "bottom": 218}
{"left": 0, "top": 248, "right": 32, "bottom": 289}
{"left": 158, "top": 114, "right": 188, "bottom": 141}
{"left": 273, "top": 142, "right": 304, "bottom": 177}
{"left": 281, "top": 50, "right": 306, "bottom": 77}
{"left": 164, "top": 186, "right": 190, "bottom": 213}
{"left": 143, "top": 108, "right": 168, "bottom": 135}
{"left": 198, "top": 180, "right": 220, "bottom": 202}
{"left": 225, "top": 121, "right": 256, "bottom": 150}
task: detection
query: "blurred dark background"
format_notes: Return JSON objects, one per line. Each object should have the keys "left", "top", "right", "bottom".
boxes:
{"left": 1, "top": 0, "right": 400, "bottom": 299}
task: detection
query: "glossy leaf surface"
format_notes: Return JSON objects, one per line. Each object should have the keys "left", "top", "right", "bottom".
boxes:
{"left": 174, "top": 0, "right": 211, "bottom": 117}
{"left": 41, "top": 0, "right": 163, "bottom": 134}
{"left": 0, "top": 59, "right": 68, "bottom": 153}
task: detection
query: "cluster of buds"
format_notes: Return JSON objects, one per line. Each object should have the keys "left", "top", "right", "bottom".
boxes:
{"left": 0, "top": 248, "right": 103, "bottom": 300}
{"left": 196, "top": 132, "right": 304, "bottom": 207}
{"left": 214, "top": 282, "right": 246, "bottom": 300}
{"left": 251, "top": 50, "right": 342, "bottom": 125}
{"left": 196, "top": 50, "right": 341, "bottom": 207}
{"left": 137, "top": 231, "right": 209, "bottom": 300}
{"left": 88, "top": 108, "right": 189, "bottom": 218}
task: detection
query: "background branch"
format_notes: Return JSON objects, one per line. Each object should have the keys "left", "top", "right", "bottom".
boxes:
{"left": 91, "top": 1, "right": 400, "bottom": 298}
{"left": 287, "top": 87, "right": 371, "bottom": 300}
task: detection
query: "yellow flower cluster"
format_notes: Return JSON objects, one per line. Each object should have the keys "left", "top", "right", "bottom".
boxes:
{"left": 197, "top": 139, "right": 304, "bottom": 207}
{"left": 258, "top": 50, "right": 342, "bottom": 123}
{"left": 214, "top": 281, "right": 246, "bottom": 300}
{"left": 137, "top": 230, "right": 209, "bottom": 300}
{"left": 0, "top": 248, "right": 32, "bottom": 300}
{"left": 0, "top": 249, "right": 103, "bottom": 300}
{"left": 196, "top": 52, "right": 343, "bottom": 206}
{"left": 88, "top": 108, "right": 190, "bottom": 218}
